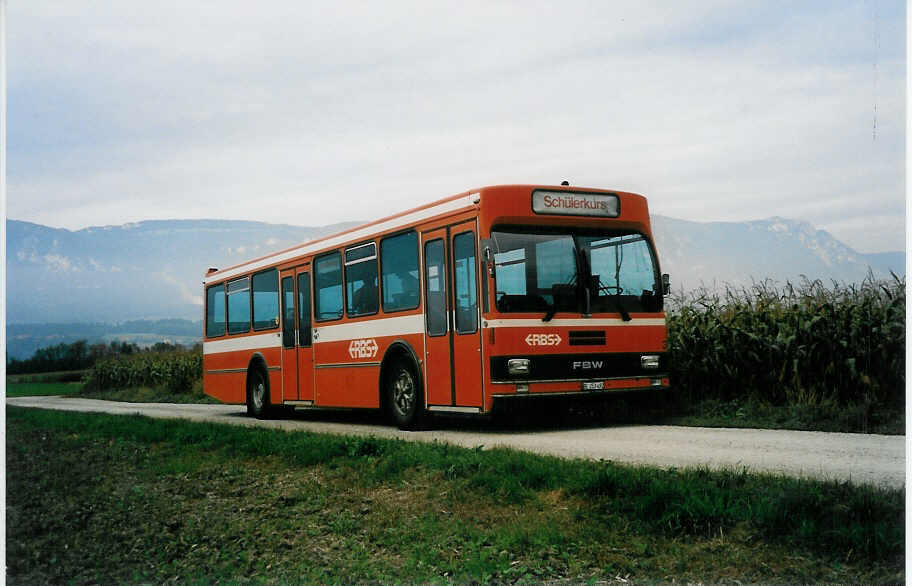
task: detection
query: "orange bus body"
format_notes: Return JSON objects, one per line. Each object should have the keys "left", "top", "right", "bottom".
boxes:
{"left": 202, "top": 184, "right": 669, "bottom": 427}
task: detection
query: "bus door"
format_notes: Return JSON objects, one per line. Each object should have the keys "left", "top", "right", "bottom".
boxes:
{"left": 280, "top": 266, "right": 314, "bottom": 402}
{"left": 422, "top": 221, "right": 483, "bottom": 407}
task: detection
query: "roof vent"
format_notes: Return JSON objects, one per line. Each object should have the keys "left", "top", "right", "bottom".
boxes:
{"left": 560, "top": 180, "right": 570, "bottom": 186}
{"left": 206, "top": 267, "right": 219, "bottom": 275}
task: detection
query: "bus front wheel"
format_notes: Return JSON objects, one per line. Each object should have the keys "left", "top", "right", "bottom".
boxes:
{"left": 247, "top": 367, "right": 271, "bottom": 419}
{"left": 387, "top": 360, "right": 425, "bottom": 430}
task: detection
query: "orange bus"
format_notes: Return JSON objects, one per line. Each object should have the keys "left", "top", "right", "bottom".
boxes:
{"left": 202, "top": 184, "right": 670, "bottom": 428}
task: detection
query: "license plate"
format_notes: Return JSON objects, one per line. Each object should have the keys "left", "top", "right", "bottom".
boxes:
{"left": 582, "top": 381, "right": 605, "bottom": 391}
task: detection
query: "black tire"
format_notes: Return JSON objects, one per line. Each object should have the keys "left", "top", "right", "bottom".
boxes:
{"left": 246, "top": 367, "right": 272, "bottom": 419}
{"left": 386, "top": 359, "right": 426, "bottom": 430}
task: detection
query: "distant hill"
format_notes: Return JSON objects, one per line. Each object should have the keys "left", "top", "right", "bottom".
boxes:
{"left": 6, "top": 219, "right": 359, "bottom": 324}
{"left": 5, "top": 215, "right": 903, "bottom": 359}
{"left": 6, "top": 319, "right": 203, "bottom": 360}
{"left": 651, "top": 215, "right": 904, "bottom": 291}
{"left": 859, "top": 251, "right": 906, "bottom": 277}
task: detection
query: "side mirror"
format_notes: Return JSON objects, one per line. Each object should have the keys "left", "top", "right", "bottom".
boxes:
{"left": 662, "top": 273, "right": 671, "bottom": 296}
{"left": 480, "top": 238, "right": 495, "bottom": 276}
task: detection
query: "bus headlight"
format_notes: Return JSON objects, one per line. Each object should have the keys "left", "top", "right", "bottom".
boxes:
{"left": 507, "top": 358, "right": 531, "bottom": 375}
{"left": 641, "top": 355, "right": 660, "bottom": 370}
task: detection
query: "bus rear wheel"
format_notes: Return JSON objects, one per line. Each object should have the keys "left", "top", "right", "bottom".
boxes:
{"left": 247, "top": 367, "right": 271, "bottom": 419}
{"left": 387, "top": 360, "right": 425, "bottom": 430}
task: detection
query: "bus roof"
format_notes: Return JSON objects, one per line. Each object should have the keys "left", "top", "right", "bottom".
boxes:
{"left": 203, "top": 184, "right": 647, "bottom": 284}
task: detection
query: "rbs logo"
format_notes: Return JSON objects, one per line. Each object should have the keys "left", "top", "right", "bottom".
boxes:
{"left": 348, "top": 338, "right": 379, "bottom": 359}
{"left": 524, "top": 333, "right": 562, "bottom": 347}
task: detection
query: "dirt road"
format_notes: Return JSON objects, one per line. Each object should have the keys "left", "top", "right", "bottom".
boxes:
{"left": 7, "top": 396, "right": 905, "bottom": 488}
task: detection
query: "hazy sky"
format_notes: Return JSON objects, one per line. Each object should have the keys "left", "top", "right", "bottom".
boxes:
{"left": 7, "top": 1, "right": 906, "bottom": 252}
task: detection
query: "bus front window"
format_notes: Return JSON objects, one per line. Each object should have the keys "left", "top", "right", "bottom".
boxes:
{"left": 491, "top": 232, "right": 579, "bottom": 314}
{"left": 490, "top": 229, "right": 662, "bottom": 315}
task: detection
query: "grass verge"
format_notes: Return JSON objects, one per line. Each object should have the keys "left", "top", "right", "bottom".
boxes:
{"left": 7, "top": 406, "right": 904, "bottom": 585}
{"left": 665, "top": 397, "right": 905, "bottom": 435}
{"left": 509, "top": 392, "right": 905, "bottom": 436}
{"left": 5, "top": 370, "right": 86, "bottom": 384}
{"left": 77, "top": 384, "right": 219, "bottom": 404}
{"left": 5, "top": 382, "right": 84, "bottom": 398}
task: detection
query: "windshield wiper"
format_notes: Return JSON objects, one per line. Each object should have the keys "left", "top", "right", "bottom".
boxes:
{"left": 543, "top": 274, "right": 575, "bottom": 322}
{"left": 613, "top": 292, "right": 631, "bottom": 322}
{"left": 542, "top": 301, "right": 557, "bottom": 322}
{"left": 595, "top": 277, "right": 632, "bottom": 322}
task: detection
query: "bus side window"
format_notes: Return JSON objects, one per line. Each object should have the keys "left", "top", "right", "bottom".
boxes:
{"left": 281, "top": 276, "right": 295, "bottom": 347}
{"left": 345, "top": 243, "right": 378, "bottom": 317}
{"left": 424, "top": 239, "right": 447, "bottom": 336}
{"left": 381, "top": 231, "right": 420, "bottom": 312}
{"left": 227, "top": 277, "right": 251, "bottom": 334}
{"left": 453, "top": 231, "right": 478, "bottom": 334}
{"left": 252, "top": 268, "right": 279, "bottom": 330}
{"left": 206, "top": 283, "right": 226, "bottom": 337}
{"left": 314, "top": 253, "right": 343, "bottom": 321}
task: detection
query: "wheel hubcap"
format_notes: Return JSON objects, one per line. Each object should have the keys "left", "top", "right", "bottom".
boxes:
{"left": 253, "top": 380, "right": 265, "bottom": 410}
{"left": 393, "top": 370, "right": 414, "bottom": 415}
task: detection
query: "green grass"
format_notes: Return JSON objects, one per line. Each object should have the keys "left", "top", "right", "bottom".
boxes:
{"left": 5, "top": 382, "right": 83, "bottom": 397}
{"left": 664, "top": 397, "right": 905, "bottom": 435}
{"left": 516, "top": 391, "right": 906, "bottom": 436}
{"left": 6, "top": 370, "right": 87, "bottom": 384}
{"left": 7, "top": 406, "right": 904, "bottom": 585}
{"left": 78, "top": 384, "right": 219, "bottom": 404}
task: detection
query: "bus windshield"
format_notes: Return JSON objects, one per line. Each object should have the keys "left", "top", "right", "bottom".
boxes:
{"left": 490, "top": 228, "right": 663, "bottom": 316}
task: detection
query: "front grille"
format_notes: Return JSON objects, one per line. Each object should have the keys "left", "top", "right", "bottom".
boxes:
{"left": 490, "top": 352, "right": 668, "bottom": 382}
{"left": 569, "top": 330, "right": 605, "bottom": 346}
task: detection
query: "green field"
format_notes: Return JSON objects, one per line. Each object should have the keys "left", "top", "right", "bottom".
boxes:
{"left": 5, "top": 370, "right": 86, "bottom": 384}
{"left": 6, "top": 407, "right": 903, "bottom": 585}
{"left": 5, "top": 382, "right": 83, "bottom": 398}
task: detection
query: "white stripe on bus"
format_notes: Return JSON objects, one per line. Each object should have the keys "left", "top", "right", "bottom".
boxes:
{"left": 314, "top": 314, "right": 425, "bottom": 344}
{"left": 205, "top": 193, "right": 479, "bottom": 283}
{"left": 203, "top": 316, "right": 663, "bottom": 355}
{"left": 481, "top": 318, "right": 666, "bottom": 328}
{"left": 203, "top": 332, "right": 282, "bottom": 355}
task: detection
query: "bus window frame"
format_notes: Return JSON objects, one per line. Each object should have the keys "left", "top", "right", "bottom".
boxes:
{"left": 251, "top": 267, "right": 280, "bottom": 332}
{"left": 227, "top": 276, "right": 252, "bottom": 335}
{"left": 452, "top": 229, "right": 479, "bottom": 335}
{"left": 489, "top": 224, "right": 664, "bottom": 315}
{"left": 313, "top": 250, "right": 345, "bottom": 323}
{"left": 344, "top": 240, "right": 380, "bottom": 319}
{"left": 424, "top": 237, "right": 448, "bottom": 338}
{"left": 205, "top": 282, "right": 227, "bottom": 339}
{"left": 379, "top": 229, "right": 421, "bottom": 314}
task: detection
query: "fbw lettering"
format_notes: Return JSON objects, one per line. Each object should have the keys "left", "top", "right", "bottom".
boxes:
{"left": 572, "top": 361, "right": 604, "bottom": 370}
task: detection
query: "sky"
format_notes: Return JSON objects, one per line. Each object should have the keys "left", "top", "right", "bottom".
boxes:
{"left": 6, "top": 1, "right": 907, "bottom": 253}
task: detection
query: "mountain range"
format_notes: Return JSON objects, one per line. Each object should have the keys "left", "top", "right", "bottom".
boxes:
{"left": 4, "top": 215, "right": 904, "bottom": 358}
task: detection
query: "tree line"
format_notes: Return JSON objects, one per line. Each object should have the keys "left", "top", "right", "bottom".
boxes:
{"left": 6, "top": 339, "right": 199, "bottom": 375}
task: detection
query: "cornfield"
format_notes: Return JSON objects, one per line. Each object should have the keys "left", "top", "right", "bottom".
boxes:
{"left": 667, "top": 275, "right": 905, "bottom": 408}
{"left": 83, "top": 349, "right": 202, "bottom": 394}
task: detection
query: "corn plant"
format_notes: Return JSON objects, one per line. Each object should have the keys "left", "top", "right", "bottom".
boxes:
{"left": 83, "top": 349, "right": 202, "bottom": 393}
{"left": 667, "top": 274, "right": 905, "bottom": 408}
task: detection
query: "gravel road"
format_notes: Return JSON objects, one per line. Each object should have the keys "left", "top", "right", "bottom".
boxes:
{"left": 7, "top": 396, "right": 906, "bottom": 488}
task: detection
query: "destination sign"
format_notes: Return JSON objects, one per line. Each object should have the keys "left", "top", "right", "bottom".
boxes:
{"left": 532, "top": 190, "right": 619, "bottom": 217}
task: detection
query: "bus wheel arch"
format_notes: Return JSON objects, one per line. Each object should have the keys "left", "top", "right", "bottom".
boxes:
{"left": 380, "top": 341, "right": 426, "bottom": 429}
{"left": 246, "top": 353, "right": 272, "bottom": 419}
